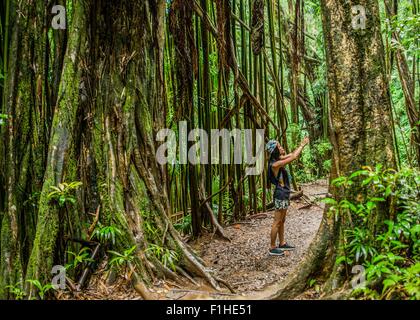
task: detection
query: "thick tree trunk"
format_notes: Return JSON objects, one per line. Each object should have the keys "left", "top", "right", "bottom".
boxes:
{"left": 0, "top": 0, "right": 54, "bottom": 298}
{"left": 25, "top": 0, "right": 89, "bottom": 293}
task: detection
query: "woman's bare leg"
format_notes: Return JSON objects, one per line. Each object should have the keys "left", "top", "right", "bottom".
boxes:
{"left": 278, "top": 209, "right": 287, "bottom": 246}
{"left": 270, "top": 210, "right": 282, "bottom": 248}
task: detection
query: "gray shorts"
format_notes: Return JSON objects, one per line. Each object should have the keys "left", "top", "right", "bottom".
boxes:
{"left": 274, "top": 198, "right": 290, "bottom": 210}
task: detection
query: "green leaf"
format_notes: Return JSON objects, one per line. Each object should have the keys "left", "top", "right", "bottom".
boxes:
{"left": 410, "top": 224, "right": 420, "bottom": 237}
{"left": 335, "top": 255, "right": 348, "bottom": 265}
{"left": 372, "top": 254, "right": 386, "bottom": 263}
{"left": 366, "top": 201, "right": 376, "bottom": 211}
{"left": 26, "top": 279, "right": 42, "bottom": 291}
{"left": 320, "top": 197, "right": 337, "bottom": 205}
{"left": 108, "top": 250, "right": 123, "bottom": 258}
{"left": 125, "top": 245, "right": 137, "bottom": 255}
{"left": 369, "top": 197, "right": 385, "bottom": 202}
{"left": 385, "top": 185, "right": 393, "bottom": 197}
{"left": 382, "top": 277, "right": 398, "bottom": 293}
{"left": 332, "top": 176, "right": 347, "bottom": 186}
{"left": 340, "top": 200, "right": 357, "bottom": 212}
{"left": 361, "top": 177, "right": 373, "bottom": 186}
{"left": 349, "top": 170, "right": 369, "bottom": 179}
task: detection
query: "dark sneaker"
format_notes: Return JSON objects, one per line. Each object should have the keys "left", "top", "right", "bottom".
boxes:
{"left": 278, "top": 243, "right": 295, "bottom": 251}
{"left": 269, "top": 248, "right": 285, "bottom": 256}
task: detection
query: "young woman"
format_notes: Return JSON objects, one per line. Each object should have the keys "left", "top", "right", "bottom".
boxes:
{"left": 265, "top": 137, "right": 309, "bottom": 256}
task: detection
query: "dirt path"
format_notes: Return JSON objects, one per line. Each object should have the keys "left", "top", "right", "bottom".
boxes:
{"left": 192, "top": 180, "right": 328, "bottom": 294}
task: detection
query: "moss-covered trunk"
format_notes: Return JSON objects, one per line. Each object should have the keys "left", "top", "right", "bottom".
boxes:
{"left": 0, "top": 0, "right": 58, "bottom": 298}
{"left": 24, "top": 0, "right": 88, "bottom": 293}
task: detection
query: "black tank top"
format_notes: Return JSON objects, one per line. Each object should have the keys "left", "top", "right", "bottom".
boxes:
{"left": 268, "top": 160, "right": 290, "bottom": 200}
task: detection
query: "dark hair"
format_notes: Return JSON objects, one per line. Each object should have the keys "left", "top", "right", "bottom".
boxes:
{"left": 270, "top": 146, "right": 280, "bottom": 161}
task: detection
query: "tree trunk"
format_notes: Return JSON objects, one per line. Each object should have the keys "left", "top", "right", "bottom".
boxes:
{"left": 25, "top": 0, "right": 90, "bottom": 293}
{"left": 0, "top": 0, "right": 54, "bottom": 298}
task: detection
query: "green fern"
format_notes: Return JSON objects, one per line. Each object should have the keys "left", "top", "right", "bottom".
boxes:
{"left": 47, "top": 181, "right": 82, "bottom": 207}
{"left": 146, "top": 244, "right": 179, "bottom": 272}
{"left": 5, "top": 282, "right": 26, "bottom": 300}
{"left": 26, "top": 279, "right": 53, "bottom": 300}
{"left": 92, "top": 223, "right": 122, "bottom": 245}
{"left": 108, "top": 245, "right": 137, "bottom": 270}
{"left": 65, "top": 247, "right": 94, "bottom": 270}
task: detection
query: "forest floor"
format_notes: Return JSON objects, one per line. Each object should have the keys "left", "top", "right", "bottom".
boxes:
{"left": 63, "top": 180, "right": 327, "bottom": 300}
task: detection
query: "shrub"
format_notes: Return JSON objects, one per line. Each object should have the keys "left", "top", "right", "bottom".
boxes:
{"left": 323, "top": 165, "right": 419, "bottom": 299}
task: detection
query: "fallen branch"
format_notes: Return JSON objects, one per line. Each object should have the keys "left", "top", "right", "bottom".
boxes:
{"left": 203, "top": 197, "right": 231, "bottom": 241}
{"left": 170, "top": 288, "right": 236, "bottom": 297}
{"left": 246, "top": 213, "right": 268, "bottom": 219}
{"left": 290, "top": 190, "right": 304, "bottom": 200}
{"left": 298, "top": 203, "right": 312, "bottom": 210}
{"left": 65, "top": 276, "right": 78, "bottom": 294}
{"left": 302, "top": 194, "right": 324, "bottom": 210}
{"left": 229, "top": 221, "right": 253, "bottom": 226}
{"left": 232, "top": 279, "right": 254, "bottom": 286}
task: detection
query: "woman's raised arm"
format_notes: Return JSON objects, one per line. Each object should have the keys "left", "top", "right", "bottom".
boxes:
{"left": 272, "top": 137, "right": 309, "bottom": 168}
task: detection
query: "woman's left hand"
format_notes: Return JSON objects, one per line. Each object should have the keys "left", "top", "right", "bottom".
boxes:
{"left": 301, "top": 136, "right": 310, "bottom": 147}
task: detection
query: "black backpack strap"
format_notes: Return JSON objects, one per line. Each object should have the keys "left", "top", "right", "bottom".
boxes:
{"left": 280, "top": 167, "right": 290, "bottom": 189}
{"left": 268, "top": 161, "right": 281, "bottom": 186}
